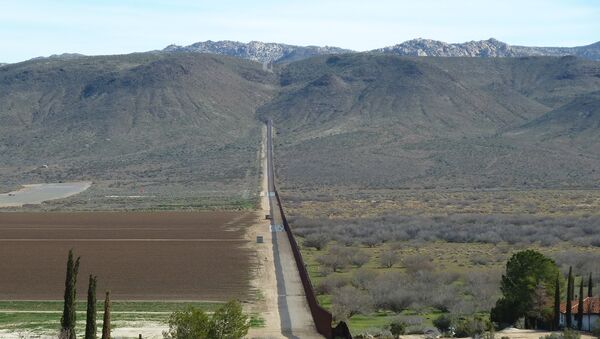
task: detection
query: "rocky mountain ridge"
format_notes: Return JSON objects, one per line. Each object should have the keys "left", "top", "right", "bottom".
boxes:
{"left": 9, "top": 38, "right": 600, "bottom": 65}
{"left": 375, "top": 38, "right": 600, "bottom": 60}
{"left": 163, "top": 40, "right": 353, "bottom": 64}
{"left": 164, "top": 38, "right": 600, "bottom": 62}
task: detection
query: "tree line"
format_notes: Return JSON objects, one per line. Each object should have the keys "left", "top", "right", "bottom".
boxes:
{"left": 60, "top": 249, "right": 111, "bottom": 339}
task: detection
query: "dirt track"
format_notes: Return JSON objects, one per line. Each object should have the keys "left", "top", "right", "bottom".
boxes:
{"left": 0, "top": 211, "right": 254, "bottom": 300}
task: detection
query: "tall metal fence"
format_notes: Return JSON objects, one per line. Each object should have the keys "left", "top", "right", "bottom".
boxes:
{"left": 274, "top": 187, "right": 352, "bottom": 339}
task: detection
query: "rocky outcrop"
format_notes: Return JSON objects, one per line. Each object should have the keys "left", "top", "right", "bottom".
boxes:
{"left": 163, "top": 40, "right": 352, "bottom": 63}
{"left": 375, "top": 38, "right": 600, "bottom": 60}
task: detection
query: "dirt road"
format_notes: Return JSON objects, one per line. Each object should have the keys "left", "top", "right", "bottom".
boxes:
{"left": 247, "top": 123, "right": 322, "bottom": 339}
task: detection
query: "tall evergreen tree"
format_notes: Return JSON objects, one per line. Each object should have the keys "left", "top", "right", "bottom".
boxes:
{"left": 578, "top": 279, "right": 584, "bottom": 330}
{"left": 85, "top": 275, "right": 97, "bottom": 339}
{"left": 554, "top": 274, "right": 561, "bottom": 330}
{"left": 101, "top": 291, "right": 111, "bottom": 339}
{"left": 588, "top": 273, "right": 593, "bottom": 331}
{"left": 566, "top": 266, "right": 573, "bottom": 328}
{"left": 61, "top": 249, "right": 81, "bottom": 339}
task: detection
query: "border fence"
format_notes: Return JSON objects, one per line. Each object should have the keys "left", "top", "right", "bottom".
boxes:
{"left": 274, "top": 187, "right": 352, "bottom": 339}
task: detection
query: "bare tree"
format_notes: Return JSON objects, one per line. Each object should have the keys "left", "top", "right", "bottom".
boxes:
{"left": 303, "top": 233, "right": 330, "bottom": 250}
{"left": 316, "top": 245, "right": 352, "bottom": 272}
{"left": 331, "top": 285, "right": 373, "bottom": 321}
{"left": 380, "top": 249, "right": 399, "bottom": 268}
{"left": 350, "top": 250, "right": 370, "bottom": 267}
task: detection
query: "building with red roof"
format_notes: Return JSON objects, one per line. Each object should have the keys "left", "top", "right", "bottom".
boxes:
{"left": 560, "top": 296, "right": 600, "bottom": 331}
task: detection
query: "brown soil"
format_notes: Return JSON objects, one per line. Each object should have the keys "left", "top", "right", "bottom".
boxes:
{"left": 0, "top": 211, "right": 254, "bottom": 300}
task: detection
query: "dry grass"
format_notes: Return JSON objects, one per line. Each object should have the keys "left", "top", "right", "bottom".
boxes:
{"left": 283, "top": 189, "right": 600, "bottom": 219}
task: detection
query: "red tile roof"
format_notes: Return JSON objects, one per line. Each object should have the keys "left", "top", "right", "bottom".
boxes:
{"left": 560, "top": 297, "right": 600, "bottom": 314}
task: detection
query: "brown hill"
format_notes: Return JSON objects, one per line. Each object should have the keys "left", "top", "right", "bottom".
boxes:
{"left": 1, "top": 52, "right": 599, "bottom": 203}
{"left": 0, "top": 53, "right": 277, "bottom": 203}
{"left": 260, "top": 55, "right": 600, "bottom": 189}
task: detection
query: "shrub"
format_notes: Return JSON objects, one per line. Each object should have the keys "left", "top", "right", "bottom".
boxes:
{"left": 303, "top": 233, "right": 330, "bottom": 250}
{"left": 454, "top": 316, "right": 491, "bottom": 338}
{"left": 389, "top": 320, "right": 407, "bottom": 337}
{"left": 403, "top": 255, "right": 434, "bottom": 274}
{"left": 316, "top": 245, "right": 355, "bottom": 272}
{"left": 350, "top": 250, "right": 371, "bottom": 267}
{"left": 208, "top": 300, "right": 250, "bottom": 339}
{"left": 331, "top": 285, "right": 373, "bottom": 321}
{"left": 433, "top": 314, "right": 453, "bottom": 333}
{"left": 164, "top": 306, "right": 211, "bottom": 338}
{"left": 315, "top": 274, "right": 349, "bottom": 295}
{"left": 164, "top": 301, "right": 250, "bottom": 339}
{"left": 379, "top": 249, "right": 399, "bottom": 268}
{"left": 351, "top": 268, "right": 378, "bottom": 290}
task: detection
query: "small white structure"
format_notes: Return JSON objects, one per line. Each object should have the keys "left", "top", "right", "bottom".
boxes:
{"left": 560, "top": 296, "right": 600, "bottom": 331}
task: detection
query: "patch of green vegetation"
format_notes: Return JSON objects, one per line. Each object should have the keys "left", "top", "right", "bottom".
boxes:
{"left": 0, "top": 300, "right": 223, "bottom": 313}
{"left": 249, "top": 313, "right": 265, "bottom": 328}
{"left": 346, "top": 312, "right": 397, "bottom": 332}
{"left": 0, "top": 301, "right": 225, "bottom": 335}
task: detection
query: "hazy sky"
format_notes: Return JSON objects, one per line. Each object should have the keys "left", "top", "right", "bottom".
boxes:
{"left": 1, "top": 0, "right": 599, "bottom": 63}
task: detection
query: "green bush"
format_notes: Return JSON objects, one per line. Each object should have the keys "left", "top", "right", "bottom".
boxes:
{"left": 454, "top": 315, "right": 491, "bottom": 338}
{"left": 164, "top": 306, "right": 211, "bottom": 339}
{"left": 164, "top": 300, "right": 249, "bottom": 339}
{"left": 389, "top": 319, "right": 407, "bottom": 337}
{"left": 433, "top": 314, "right": 453, "bottom": 333}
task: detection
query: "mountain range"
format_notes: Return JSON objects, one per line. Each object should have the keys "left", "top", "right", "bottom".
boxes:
{"left": 5, "top": 38, "right": 599, "bottom": 66}
{"left": 374, "top": 38, "right": 600, "bottom": 59}
{"left": 161, "top": 38, "right": 600, "bottom": 63}
{"left": 163, "top": 40, "right": 352, "bottom": 64}
{"left": 0, "top": 42, "right": 599, "bottom": 202}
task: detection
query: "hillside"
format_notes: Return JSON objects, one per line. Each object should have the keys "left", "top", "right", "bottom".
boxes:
{"left": 1, "top": 52, "right": 599, "bottom": 206}
{"left": 261, "top": 54, "right": 600, "bottom": 190}
{"left": 0, "top": 53, "right": 277, "bottom": 207}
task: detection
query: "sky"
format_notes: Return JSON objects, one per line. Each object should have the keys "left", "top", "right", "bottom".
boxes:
{"left": 1, "top": 0, "right": 599, "bottom": 63}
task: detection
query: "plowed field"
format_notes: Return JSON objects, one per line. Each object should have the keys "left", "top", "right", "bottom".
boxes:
{"left": 0, "top": 211, "right": 254, "bottom": 300}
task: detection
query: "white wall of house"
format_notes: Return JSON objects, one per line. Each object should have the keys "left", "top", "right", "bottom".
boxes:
{"left": 560, "top": 313, "right": 599, "bottom": 331}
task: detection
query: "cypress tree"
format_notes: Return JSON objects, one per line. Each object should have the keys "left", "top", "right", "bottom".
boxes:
{"left": 85, "top": 275, "right": 97, "bottom": 339}
{"left": 588, "top": 273, "right": 593, "bottom": 332}
{"left": 554, "top": 274, "right": 561, "bottom": 330}
{"left": 566, "top": 266, "right": 573, "bottom": 328}
{"left": 61, "top": 249, "right": 81, "bottom": 339}
{"left": 578, "top": 279, "right": 584, "bottom": 330}
{"left": 101, "top": 291, "right": 111, "bottom": 339}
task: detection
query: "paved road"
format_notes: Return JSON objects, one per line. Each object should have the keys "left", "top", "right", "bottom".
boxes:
{"left": 265, "top": 120, "right": 322, "bottom": 339}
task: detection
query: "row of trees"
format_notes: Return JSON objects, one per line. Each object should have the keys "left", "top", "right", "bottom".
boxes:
{"left": 562, "top": 268, "right": 594, "bottom": 330}
{"left": 491, "top": 249, "right": 596, "bottom": 331}
{"left": 60, "top": 249, "right": 111, "bottom": 339}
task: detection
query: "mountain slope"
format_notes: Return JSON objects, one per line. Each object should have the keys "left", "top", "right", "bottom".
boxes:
{"left": 0, "top": 53, "right": 277, "bottom": 200}
{"left": 163, "top": 40, "right": 353, "bottom": 64}
{"left": 1, "top": 51, "right": 599, "bottom": 201}
{"left": 261, "top": 54, "right": 600, "bottom": 189}
{"left": 508, "top": 91, "right": 600, "bottom": 149}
